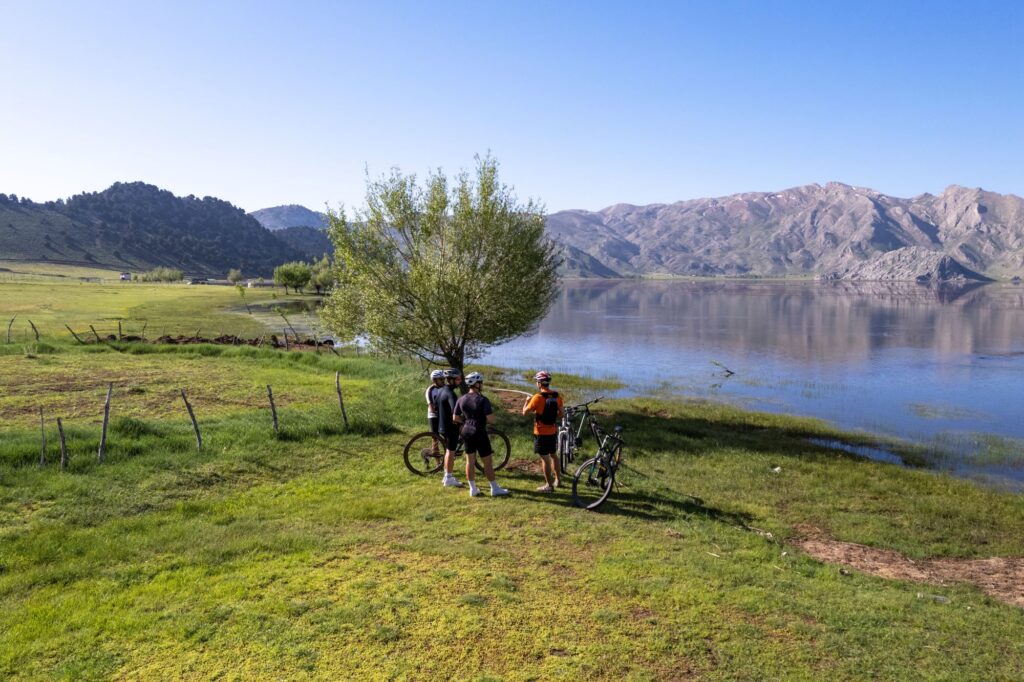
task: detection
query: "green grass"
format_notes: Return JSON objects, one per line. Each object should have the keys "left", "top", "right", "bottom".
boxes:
{"left": 0, "top": 275, "right": 311, "bottom": 341}
{"left": 2, "top": 281, "right": 1024, "bottom": 679}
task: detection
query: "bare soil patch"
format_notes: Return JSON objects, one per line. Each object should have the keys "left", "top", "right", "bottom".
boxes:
{"left": 794, "top": 525, "right": 1024, "bottom": 608}
{"left": 506, "top": 458, "right": 542, "bottom": 475}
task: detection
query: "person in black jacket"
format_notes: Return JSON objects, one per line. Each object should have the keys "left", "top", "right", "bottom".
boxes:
{"left": 435, "top": 368, "right": 464, "bottom": 487}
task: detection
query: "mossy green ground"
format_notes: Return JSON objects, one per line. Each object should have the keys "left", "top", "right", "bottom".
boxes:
{"left": 1, "top": 280, "right": 1023, "bottom": 680}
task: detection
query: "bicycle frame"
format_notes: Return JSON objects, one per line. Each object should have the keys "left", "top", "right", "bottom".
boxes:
{"left": 563, "top": 397, "right": 604, "bottom": 446}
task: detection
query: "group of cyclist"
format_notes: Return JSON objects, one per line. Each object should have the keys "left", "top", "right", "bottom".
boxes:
{"left": 425, "top": 368, "right": 564, "bottom": 497}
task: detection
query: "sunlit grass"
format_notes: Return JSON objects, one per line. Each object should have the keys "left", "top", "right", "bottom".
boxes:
{"left": 2, "top": 281, "right": 1024, "bottom": 679}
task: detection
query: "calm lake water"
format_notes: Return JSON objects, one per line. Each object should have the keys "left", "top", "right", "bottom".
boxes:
{"left": 479, "top": 280, "right": 1024, "bottom": 488}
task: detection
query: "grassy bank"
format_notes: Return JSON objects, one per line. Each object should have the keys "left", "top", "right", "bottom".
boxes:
{"left": 2, "top": 337, "right": 1023, "bottom": 680}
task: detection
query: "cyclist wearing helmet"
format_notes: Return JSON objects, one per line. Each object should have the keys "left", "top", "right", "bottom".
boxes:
{"left": 522, "top": 370, "right": 564, "bottom": 492}
{"left": 453, "top": 372, "right": 510, "bottom": 497}
{"left": 425, "top": 369, "right": 446, "bottom": 457}
{"left": 434, "top": 368, "right": 464, "bottom": 487}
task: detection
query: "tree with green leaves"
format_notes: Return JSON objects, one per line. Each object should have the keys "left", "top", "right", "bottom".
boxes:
{"left": 310, "top": 254, "right": 333, "bottom": 295}
{"left": 322, "top": 155, "right": 560, "bottom": 372}
{"left": 227, "top": 268, "right": 243, "bottom": 284}
{"left": 273, "top": 261, "right": 312, "bottom": 294}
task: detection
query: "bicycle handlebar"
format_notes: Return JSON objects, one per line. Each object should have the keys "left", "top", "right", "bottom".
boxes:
{"left": 570, "top": 396, "right": 604, "bottom": 410}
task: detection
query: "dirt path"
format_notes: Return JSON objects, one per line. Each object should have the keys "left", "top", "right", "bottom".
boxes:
{"left": 793, "top": 526, "right": 1024, "bottom": 608}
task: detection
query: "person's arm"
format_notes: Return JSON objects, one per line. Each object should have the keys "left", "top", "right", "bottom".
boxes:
{"left": 522, "top": 394, "right": 537, "bottom": 416}
{"left": 453, "top": 397, "right": 464, "bottom": 424}
{"left": 486, "top": 398, "right": 496, "bottom": 423}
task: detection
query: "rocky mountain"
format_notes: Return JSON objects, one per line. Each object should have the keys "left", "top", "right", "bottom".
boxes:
{"left": 547, "top": 183, "right": 1024, "bottom": 281}
{"left": 0, "top": 183, "right": 306, "bottom": 277}
{"left": 249, "top": 204, "right": 327, "bottom": 231}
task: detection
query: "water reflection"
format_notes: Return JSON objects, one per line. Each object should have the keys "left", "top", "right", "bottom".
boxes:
{"left": 542, "top": 280, "right": 1024, "bottom": 363}
{"left": 482, "top": 280, "right": 1024, "bottom": 485}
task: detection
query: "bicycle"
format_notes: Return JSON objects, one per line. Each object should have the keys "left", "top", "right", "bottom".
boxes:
{"left": 556, "top": 396, "right": 604, "bottom": 475}
{"left": 571, "top": 424, "right": 625, "bottom": 510}
{"left": 403, "top": 427, "right": 511, "bottom": 476}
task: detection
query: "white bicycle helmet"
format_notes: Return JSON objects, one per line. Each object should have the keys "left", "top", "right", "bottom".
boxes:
{"left": 464, "top": 372, "right": 484, "bottom": 387}
{"left": 430, "top": 369, "right": 445, "bottom": 380}
{"left": 444, "top": 368, "right": 462, "bottom": 379}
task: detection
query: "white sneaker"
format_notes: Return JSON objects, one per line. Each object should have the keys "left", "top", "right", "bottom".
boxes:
{"left": 442, "top": 475, "right": 463, "bottom": 488}
{"left": 469, "top": 485, "right": 481, "bottom": 497}
{"left": 490, "top": 484, "right": 510, "bottom": 497}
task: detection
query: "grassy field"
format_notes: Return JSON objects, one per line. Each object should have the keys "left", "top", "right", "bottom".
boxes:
{"left": 0, "top": 275, "right": 310, "bottom": 341}
{"left": 1, "top": 277, "right": 1023, "bottom": 680}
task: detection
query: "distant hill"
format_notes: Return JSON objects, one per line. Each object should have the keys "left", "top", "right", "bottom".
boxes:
{"left": 275, "top": 225, "right": 334, "bottom": 262}
{"left": 0, "top": 183, "right": 305, "bottom": 277}
{"left": 547, "top": 183, "right": 1024, "bottom": 281}
{"left": 250, "top": 204, "right": 327, "bottom": 231}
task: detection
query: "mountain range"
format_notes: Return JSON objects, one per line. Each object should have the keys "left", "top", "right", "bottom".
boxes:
{"left": 546, "top": 183, "right": 1024, "bottom": 281}
{"left": 3, "top": 182, "right": 1022, "bottom": 281}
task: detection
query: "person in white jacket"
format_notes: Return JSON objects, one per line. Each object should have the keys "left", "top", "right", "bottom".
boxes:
{"left": 425, "top": 369, "right": 446, "bottom": 455}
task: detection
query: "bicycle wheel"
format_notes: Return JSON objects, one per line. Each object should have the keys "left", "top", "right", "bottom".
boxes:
{"left": 486, "top": 428, "right": 511, "bottom": 471}
{"left": 572, "top": 456, "right": 615, "bottom": 510}
{"left": 403, "top": 432, "right": 444, "bottom": 476}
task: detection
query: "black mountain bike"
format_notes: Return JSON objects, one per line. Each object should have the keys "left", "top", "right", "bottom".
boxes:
{"left": 403, "top": 427, "right": 511, "bottom": 476}
{"left": 571, "top": 424, "right": 625, "bottom": 510}
{"left": 557, "top": 396, "right": 604, "bottom": 474}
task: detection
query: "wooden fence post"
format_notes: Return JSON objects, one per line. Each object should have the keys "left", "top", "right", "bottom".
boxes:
{"left": 283, "top": 329, "right": 290, "bottom": 351}
{"left": 267, "top": 385, "right": 279, "bottom": 434}
{"left": 39, "top": 407, "right": 46, "bottom": 466}
{"left": 65, "top": 325, "right": 86, "bottom": 344}
{"left": 57, "top": 418, "right": 69, "bottom": 470}
{"left": 98, "top": 383, "right": 113, "bottom": 462}
{"left": 117, "top": 321, "right": 123, "bottom": 341}
{"left": 140, "top": 322, "right": 148, "bottom": 341}
{"left": 335, "top": 371, "right": 349, "bottom": 431}
{"left": 89, "top": 325, "right": 102, "bottom": 343}
{"left": 28, "top": 320, "right": 40, "bottom": 342}
{"left": 180, "top": 389, "right": 202, "bottom": 451}
{"left": 6, "top": 315, "right": 14, "bottom": 344}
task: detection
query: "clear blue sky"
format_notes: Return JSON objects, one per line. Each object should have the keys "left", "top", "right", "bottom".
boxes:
{"left": 2, "top": 1, "right": 1022, "bottom": 212}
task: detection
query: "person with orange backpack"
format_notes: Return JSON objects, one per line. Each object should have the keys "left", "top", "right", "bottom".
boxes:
{"left": 522, "top": 370, "right": 564, "bottom": 493}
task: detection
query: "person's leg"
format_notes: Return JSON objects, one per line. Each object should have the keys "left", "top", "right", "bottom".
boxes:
{"left": 552, "top": 452, "right": 561, "bottom": 487}
{"left": 480, "top": 454, "right": 509, "bottom": 496}
{"left": 442, "top": 431, "right": 462, "bottom": 486}
{"left": 537, "top": 455, "right": 554, "bottom": 491}
{"left": 429, "top": 417, "right": 440, "bottom": 455}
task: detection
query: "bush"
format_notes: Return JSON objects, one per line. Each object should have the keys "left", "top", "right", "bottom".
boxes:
{"left": 136, "top": 267, "right": 184, "bottom": 282}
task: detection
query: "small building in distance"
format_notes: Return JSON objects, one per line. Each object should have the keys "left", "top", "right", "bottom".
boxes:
{"left": 119, "top": 272, "right": 131, "bottom": 281}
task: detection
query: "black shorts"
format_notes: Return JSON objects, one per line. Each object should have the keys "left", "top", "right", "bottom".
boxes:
{"left": 462, "top": 431, "right": 493, "bottom": 457}
{"left": 440, "top": 430, "right": 460, "bottom": 452}
{"left": 428, "top": 416, "right": 440, "bottom": 435}
{"left": 534, "top": 434, "right": 558, "bottom": 456}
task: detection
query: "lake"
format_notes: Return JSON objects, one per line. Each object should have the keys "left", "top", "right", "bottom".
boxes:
{"left": 479, "top": 280, "right": 1024, "bottom": 488}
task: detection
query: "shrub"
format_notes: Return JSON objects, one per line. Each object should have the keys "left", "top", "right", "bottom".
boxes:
{"left": 136, "top": 267, "right": 185, "bottom": 282}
